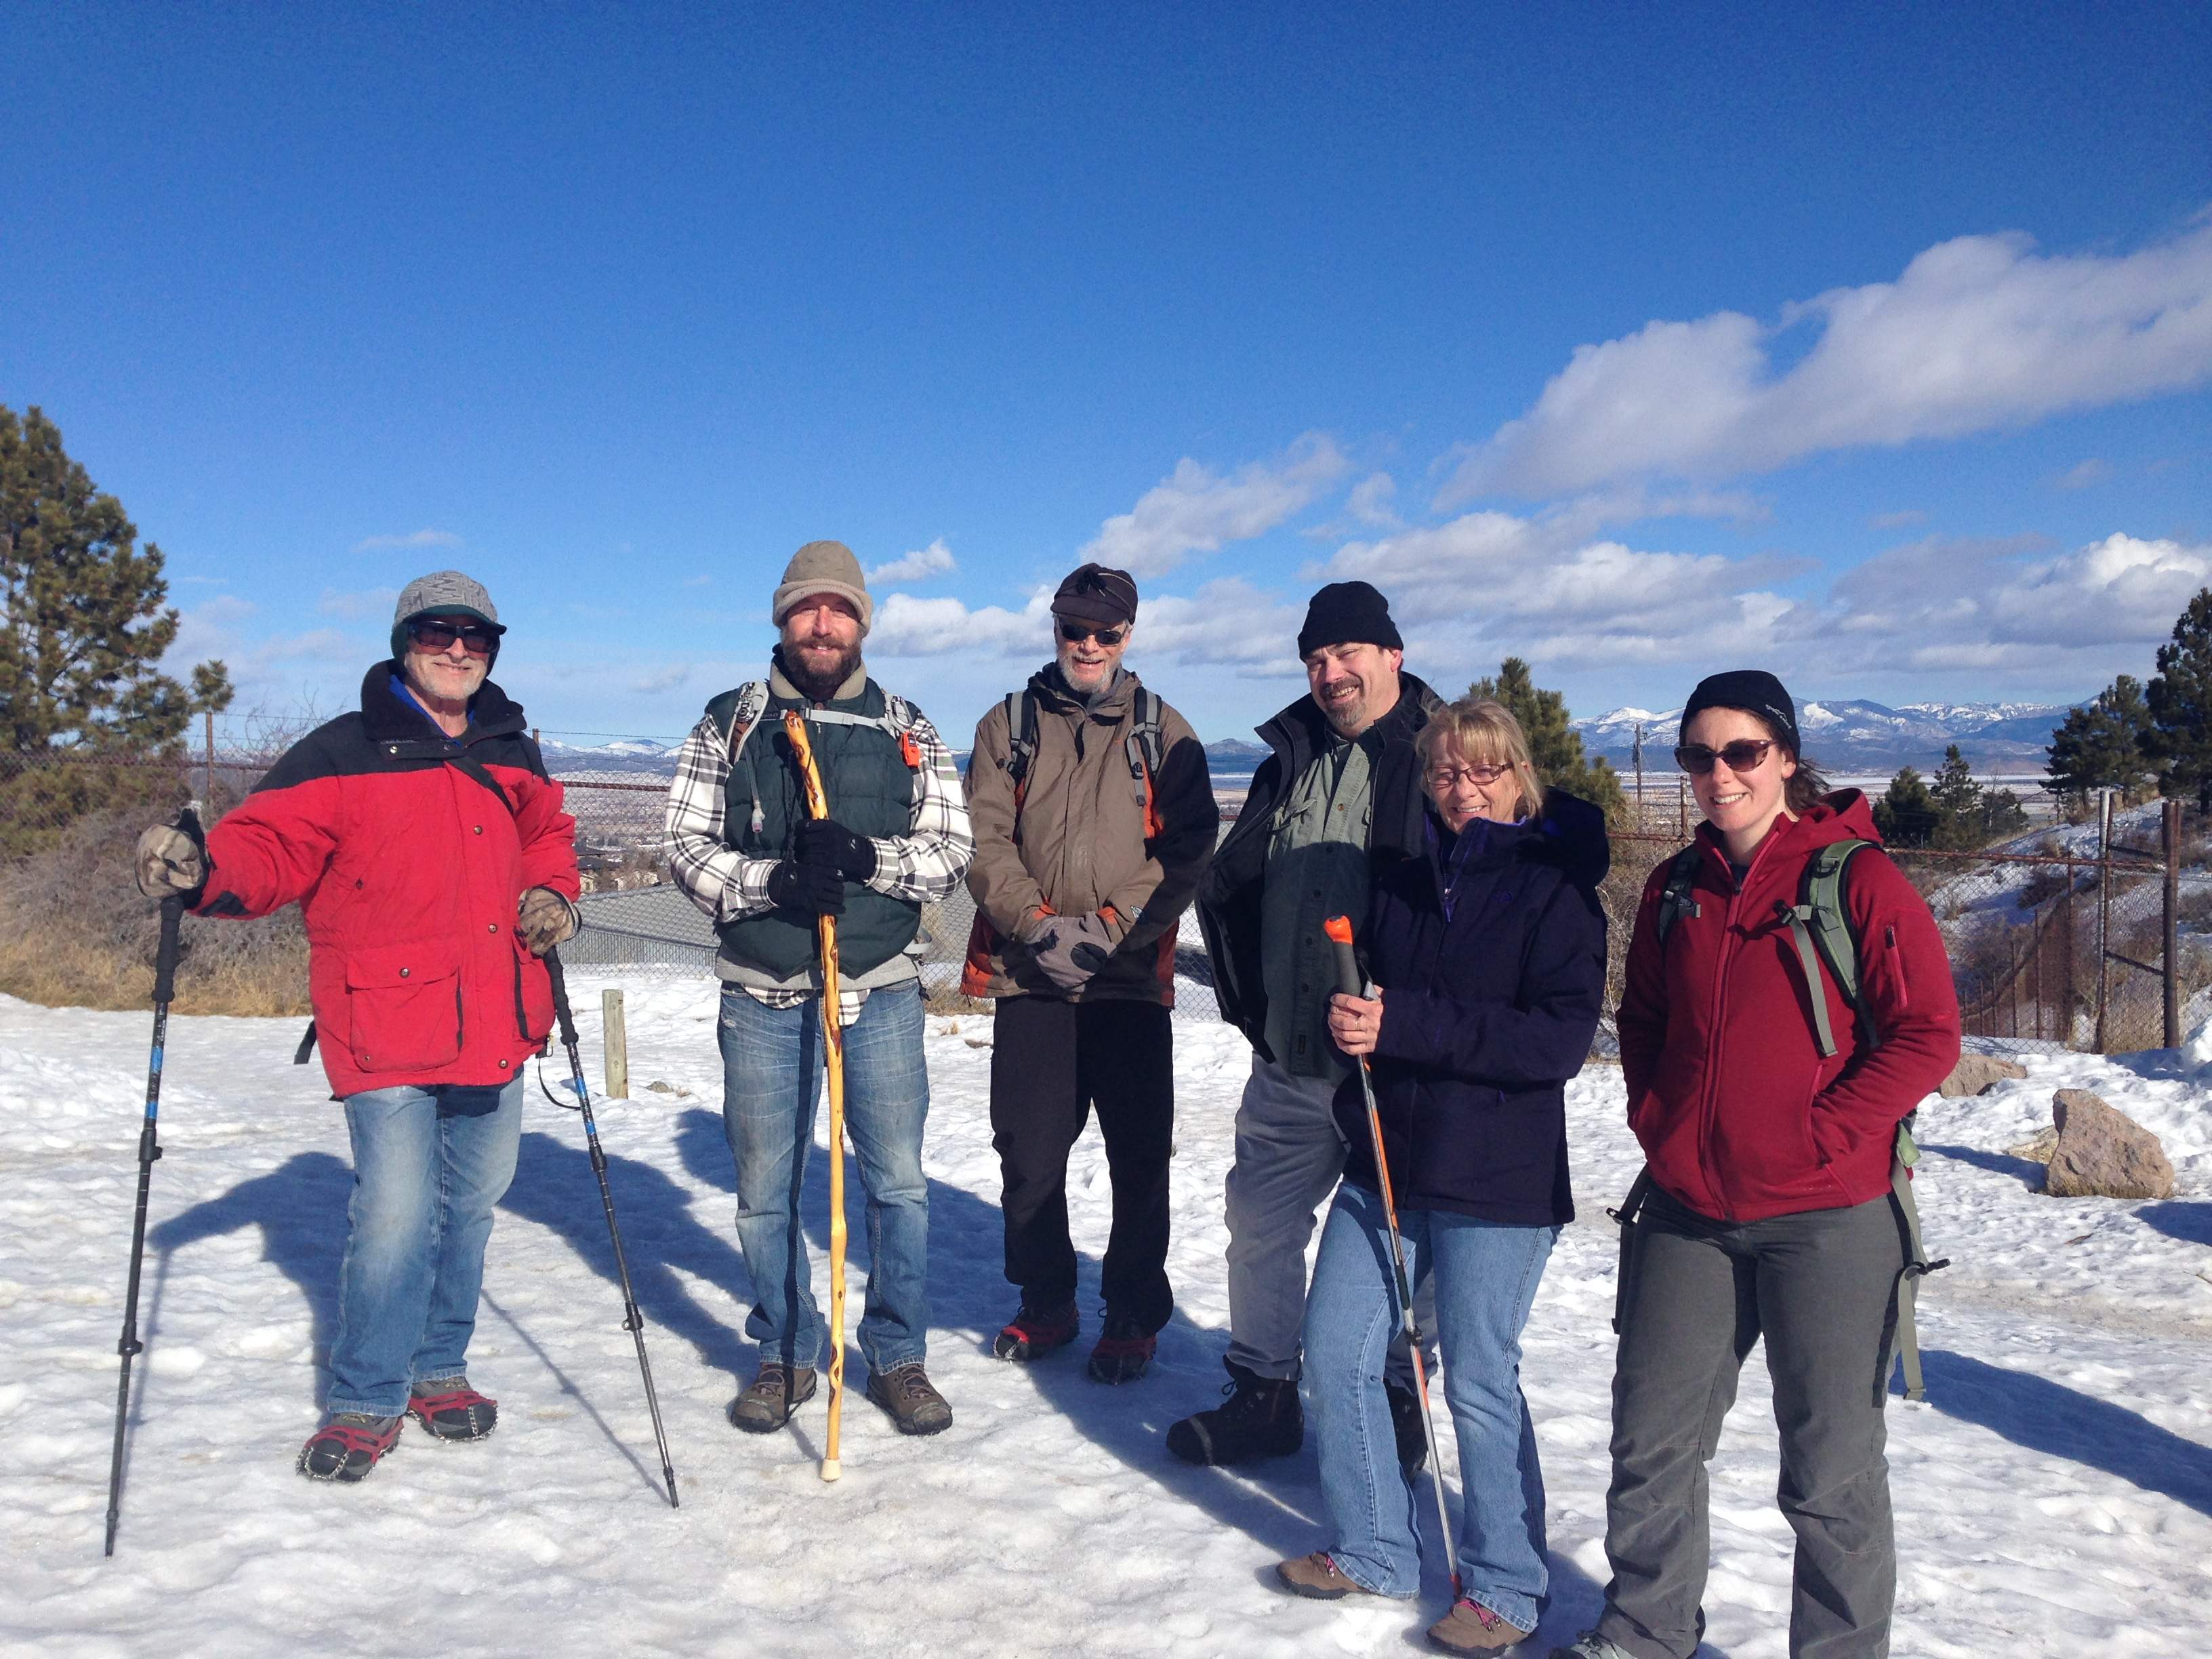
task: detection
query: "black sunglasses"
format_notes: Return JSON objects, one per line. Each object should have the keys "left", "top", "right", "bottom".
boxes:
{"left": 1674, "top": 739, "right": 1775, "bottom": 775}
{"left": 407, "top": 617, "right": 498, "bottom": 657}
{"left": 1058, "top": 621, "right": 1128, "bottom": 647}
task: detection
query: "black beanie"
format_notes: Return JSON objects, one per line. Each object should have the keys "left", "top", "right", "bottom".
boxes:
{"left": 1297, "top": 581, "right": 1403, "bottom": 659}
{"left": 1679, "top": 670, "right": 1801, "bottom": 754}
{"left": 1050, "top": 562, "right": 1139, "bottom": 628}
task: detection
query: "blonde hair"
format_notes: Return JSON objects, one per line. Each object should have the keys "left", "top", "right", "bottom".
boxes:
{"left": 1416, "top": 697, "right": 1544, "bottom": 817}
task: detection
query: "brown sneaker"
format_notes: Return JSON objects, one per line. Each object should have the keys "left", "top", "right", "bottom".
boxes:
{"left": 865, "top": 1361, "right": 952, "bottom": 1435}
{"left": 728, "top": 1362, "right": 817, "bottom": 1433}
{"left": 1428, "top": 1597, "right": 1532, "bottom": 1652}
{"left": 1273, "top": 1551, "right": 1378, "bottom": 1600}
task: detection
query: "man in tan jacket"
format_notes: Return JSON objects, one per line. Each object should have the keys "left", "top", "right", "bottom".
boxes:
{"left": 962, "top": 563, "right": 1216, "bottom": 1382}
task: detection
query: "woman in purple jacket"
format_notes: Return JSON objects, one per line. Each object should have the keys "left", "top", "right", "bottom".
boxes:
{"left": 1272, "top": 697, "right": 1608, "bottom": 1654}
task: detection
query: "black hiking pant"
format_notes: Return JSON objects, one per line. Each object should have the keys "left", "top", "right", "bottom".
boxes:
{"left": 989, "top": 996, "right": 1174, "bottom": 1334}
{"left": 1598, "top": 1185, "right": 1907, "bottom": 1659}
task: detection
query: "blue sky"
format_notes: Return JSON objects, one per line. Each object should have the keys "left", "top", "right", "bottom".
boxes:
{"left": 4, "top": 2, "right": 2209, "bottom": 745}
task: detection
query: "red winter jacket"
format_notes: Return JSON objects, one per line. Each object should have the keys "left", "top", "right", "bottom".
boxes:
{"left": 1616, "top": 792, "right": 1960, "bottom": 1223}
{"left": 194, "top": 665, "right": 580, "bottom": 1099}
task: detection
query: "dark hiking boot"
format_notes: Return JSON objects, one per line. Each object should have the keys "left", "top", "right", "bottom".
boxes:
{"left": 992, "top": 1299, "right": 1080, "bottom": 1362}
{"left": 1386, "top": 1377, "right": 1429, "bottom": 1476}
{"left": 866, "top": 1361, "right": 953, "bottom": 1435}
{"left": 1166, "top": 1359, "right": 1301, "bottom": 1465}
{"left": 298, "top": 1412, "right": 403, "bottom": 1482}
{"left": 1274, "top": 1551, "right": 1380, "bottom": 1600}
{"left": 1086, "top": 1312, "right": 1157, "bottom": 1384}
{"left": 407, "top": 1376, "right": 498, "bottom": 1443}
{"left": 1429, "top": 1598, "right": 1532, "bottom": 1653}
{"left": 728, "top": 1362, "right": 817, "bottom": 1433}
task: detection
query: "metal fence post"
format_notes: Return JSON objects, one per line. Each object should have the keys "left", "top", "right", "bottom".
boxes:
{"left": 2164, "top": 796, "right": 2181, "bottom": 1048}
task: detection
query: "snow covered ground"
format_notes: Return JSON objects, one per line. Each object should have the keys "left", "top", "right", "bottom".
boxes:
{"left": 3, "top": 982, "right": 2209, "bottom": 1658}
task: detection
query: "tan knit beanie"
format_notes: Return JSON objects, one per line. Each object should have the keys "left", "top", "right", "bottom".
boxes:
{"left": 771, "top": 540, "right": 874, "bottom": 636}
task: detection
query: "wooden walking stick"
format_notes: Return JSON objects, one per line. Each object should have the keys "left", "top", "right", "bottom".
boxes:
{"left": 781, "top": 711, "right": 848, "bottom": 1483}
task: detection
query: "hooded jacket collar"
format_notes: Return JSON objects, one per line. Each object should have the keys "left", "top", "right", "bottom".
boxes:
{"left": 1254, "top": 670, "right": 1441, "bottom": 773}
{"left": 1694, "top": 789, "right": 1879, "bottom": 899}
{"left": 361, "top": 661, "right": 527, "bottom": 752}
{"left": 769, "top": 650, "right": 868, "bottom": 705}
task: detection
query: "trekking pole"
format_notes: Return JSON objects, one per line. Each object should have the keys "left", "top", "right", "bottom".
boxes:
{"left": 781, "top": 711, "right": 848, "bottom": 1483}
{"left": 105, "top": 804, "right": 199, "bottom": 1558}
{"left": 1324, "top": 914, "right": 1460, "bottom": 1599}
{"left": 541, "top": 947, "right": 679, "bottom": 1507}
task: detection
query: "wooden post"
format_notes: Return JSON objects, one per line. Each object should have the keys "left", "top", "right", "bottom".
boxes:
{"left": 602, "top": 988, "right": 629, "bottom": 1099}
{"left": 2095, "top": 790, "right": 2114, "bottom": 1054}
{"left": 205, "top": 707, "right": 219, "bottom": 819}
{"left": 2163, "top": 797, "right": 2182, "bottom": 1049}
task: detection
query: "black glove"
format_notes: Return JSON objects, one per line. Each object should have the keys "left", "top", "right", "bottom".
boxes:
{"left": 794, "top": 817, "right": 878, "bottom": 883}
{"left": 767, "top": 857, "right": 845, "bottom": 916}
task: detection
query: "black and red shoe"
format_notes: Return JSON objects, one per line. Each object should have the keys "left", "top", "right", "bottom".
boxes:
{"left": 1087, "top": 1312, "right": 1157, "bottom": 1384}
{"left": 407, "top": 1377, "right": 499, "bottom": 1443}
{"left": 991, "top": 1300, "right": 1080, "bottom": 1362}
{"left": 298, "top": 1412, "right": 403, "bottom": 1482}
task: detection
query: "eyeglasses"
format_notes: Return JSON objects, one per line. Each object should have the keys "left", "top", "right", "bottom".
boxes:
{"left": 1674, "top": 739, "right": 1774, "bottom": 775}
{"left": 1425, "top": 762, "right": 1513, "bottom": 788}
{"left": 407, "top": 617, "right": 498, "bottom": 657}
{"left": 1058, "top": 621, "right": 1128, "bottom": 647}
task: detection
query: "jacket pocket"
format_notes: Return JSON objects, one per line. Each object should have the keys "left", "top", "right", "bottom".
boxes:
{"left": 512, "top": 936, "right": 556, "bottom": 1042}
{"left": 344, "top": 945, "right": 462, "bottom": 1073}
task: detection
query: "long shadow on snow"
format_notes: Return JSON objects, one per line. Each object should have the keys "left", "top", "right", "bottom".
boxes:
{"left": 2136, "top": 1200, "right": 2212, "bottom": 1247}
{"left": 1908, "top": 1349, "right": 2212, "bottom": 1517}
{"left": 1919, "top": 1141, "right": 2047, "bottom": 1189}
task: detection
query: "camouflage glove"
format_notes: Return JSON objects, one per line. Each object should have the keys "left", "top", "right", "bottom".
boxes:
{"left": 134, "top": 825, "right": 205, "bottom": 899}
{"left": 516, "top": 886, "right": 580, "bottom": 956}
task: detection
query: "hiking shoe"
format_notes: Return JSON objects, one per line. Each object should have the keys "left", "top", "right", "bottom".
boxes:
{"left": 1086, "top": 1312, "right": 1157, "bottom": 1384}
{"left": 992, "top": 1299, "right": 1080, "bottom": 1362}
{"left": 728, "top": 1362, "right": 818, "bottom": 1433}
{"left": 1166, "top": 1359, "right": 1301, "bottom": 1465}
{"left": 1429, "top": 1598, "right": 1531, "bottom": 1653}
{"left": 1274, "top": 1550, "right": 1378, "bottom": 1600}
{"left": 407, "top": 1376, "right": 497, "bottom": 1443}
{"left": 866, "top": 1361, "right": 953, "bottom": 1435}
{"left": 1549, "top": 1636, "right": 1635, "bottom": 1659}
{"left": 1387, "top": 1376, "right": 1429, "bottom": 1476}
{"left": 298, "top": 1412, "right": 403, "bottom": 1482}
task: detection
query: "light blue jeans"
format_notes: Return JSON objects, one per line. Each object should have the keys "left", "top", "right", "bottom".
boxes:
{"left": 326, "top": 1078, "right": 523, "bottom": 1418}
{"left": 718, "top": 983, "right": 931, "bottom": 1376}
{"left": 1305, "top": 1182, "right": 1559, "bottom": 1627}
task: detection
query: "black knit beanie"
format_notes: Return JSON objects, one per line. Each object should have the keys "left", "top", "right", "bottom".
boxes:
{"left": 1679, "top": 669, "right": 1801, "bottom": 754}
{"left": 1297, "top": 581, "right": 1403, "bottom": 659}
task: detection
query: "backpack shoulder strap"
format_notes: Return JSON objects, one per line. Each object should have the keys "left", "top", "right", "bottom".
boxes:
{"left": 706, "top": 682, "right": 772, "bottom": 768}
{"left": 1003, "top": 691, "right": 1040, "bottom": 788}
{"left": 1124, "top": 686, "right": 1166, "bottom": 817}
{"left": 1652, "top": 845, "right": 1704, "bottom": 949}
{"left": 1776, "top": 838, "right": 1875, "bottom": 1058}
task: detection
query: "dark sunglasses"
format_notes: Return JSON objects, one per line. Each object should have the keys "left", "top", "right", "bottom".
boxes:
{"left": 1674, "top": 738, "right": 1775, "bottom": 775}
{"left": 407, "top": 617, "right": 498, "bottom": 657}
{"left": 1058, "top": 621, "right": 1127, "bottom": 647}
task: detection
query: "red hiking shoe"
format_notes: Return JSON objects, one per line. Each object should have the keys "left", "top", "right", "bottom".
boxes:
{"left": 992, "top": 1300, "right": 1080, "bottom": 1362}
{"left": 1087, "top": 1313, "right": 1157, "bottom": 1384}
{"left": 407, "top": 1378, "right": 499, "bottom": 1443}
{"left": 298, "top": 1413, "right": 403, "bottom": 1483}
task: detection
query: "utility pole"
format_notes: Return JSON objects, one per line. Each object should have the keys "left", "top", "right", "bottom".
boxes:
{"left": 1632, "top": 722, "right": 1645, "bottom": 830}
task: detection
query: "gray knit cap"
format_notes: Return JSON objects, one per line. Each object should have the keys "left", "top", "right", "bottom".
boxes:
{"left": 771, "top": 540, "right": 873, "bottom": 636}
{"left": 390, "top": 570, "right": 505, "bottom": 660}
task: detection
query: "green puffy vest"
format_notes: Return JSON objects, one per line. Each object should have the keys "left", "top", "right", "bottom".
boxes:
{"left": 709, "top": 678, "right": 922, "bottom": 979}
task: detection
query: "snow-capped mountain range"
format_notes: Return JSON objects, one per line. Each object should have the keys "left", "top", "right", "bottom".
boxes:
{"left": 1573, "top": 698, "right": 2077, "bottom": 773}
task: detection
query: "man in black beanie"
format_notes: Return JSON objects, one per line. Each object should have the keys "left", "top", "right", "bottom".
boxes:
{"left": 1179, "top": 581, "right": 1439, "bottom": 1468}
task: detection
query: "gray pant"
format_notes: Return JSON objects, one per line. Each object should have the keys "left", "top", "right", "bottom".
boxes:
{"left": 1222, "top": 1053, "right": 1431, "bottom": 1382}
{"left": 1598, "top": 1187, "right": 1907, "bottom": 1659}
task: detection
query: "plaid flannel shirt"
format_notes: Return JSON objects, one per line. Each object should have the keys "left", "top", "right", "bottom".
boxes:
{"left": 665, "top": 686, "right": 973, "bottom": 1023}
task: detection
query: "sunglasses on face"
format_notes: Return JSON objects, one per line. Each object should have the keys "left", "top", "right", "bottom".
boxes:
{"left": 1058, "top": 621, "right": 1127, "bottom": 647}
{"left": 407, "top": 617, "right": 497, "bottom": 657}
{"left": 1425, "top": 762, "right": 1512, "bottom": 789}
{"left": 1674, "top": 738, "right": 1774, "bottom": 775}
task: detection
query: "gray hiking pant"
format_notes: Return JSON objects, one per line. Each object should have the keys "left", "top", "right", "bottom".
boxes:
{"left": 1597, "top": 1186, "right": 1906, "bottom": 1659}
{"left": 1222, "top": 1053, "right": 1431, "bottom": 1383}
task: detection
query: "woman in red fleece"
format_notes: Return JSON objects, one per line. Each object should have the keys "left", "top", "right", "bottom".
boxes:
{"left": 1557, "top": 670, "right": 1959, "bottom": 1659}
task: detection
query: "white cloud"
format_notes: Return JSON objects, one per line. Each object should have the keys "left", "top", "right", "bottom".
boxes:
{"left": 319, "top": 586, "right": 401, "bottom": 620}
{"left": 1080, "top": 434, "right": 1351, "bottom": 575}
{"left": 1346, "top": 472, "right": 1401, "bottom": 529}
{"left": 867, "top": 590, "right": 1052, "bottom": 657}
{"left": 1443, "top": 216, "right": 2212, "bottom": 499}
{"left": 352, "top": 528, "right": 463, "bottom": 552}
{"left": 2053, "top": 457, "right": 2114, "bottom": 490}
{"left": 868, "top": 537, "right": 958, "bottom": 585}
{"left": 631, "top": 663, "right": 692, "bottom": 695}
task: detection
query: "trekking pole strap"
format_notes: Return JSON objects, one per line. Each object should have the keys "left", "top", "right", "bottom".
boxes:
{"left": 1886, "top": 1120, "right": 1947, "bottom": 1405}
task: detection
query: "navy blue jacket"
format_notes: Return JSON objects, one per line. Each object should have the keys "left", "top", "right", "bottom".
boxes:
{"left": 1333, "top": 790, "right": 1609, "bottom": 1226}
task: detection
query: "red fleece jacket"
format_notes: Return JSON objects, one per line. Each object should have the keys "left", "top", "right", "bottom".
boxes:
{"left": 1616, "top": 792, "right": 1961, "bottom": 1223}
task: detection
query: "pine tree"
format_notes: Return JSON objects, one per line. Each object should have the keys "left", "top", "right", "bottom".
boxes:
{"left": 1927, "top": 745, "right": 1986, "bottom": 850}
{"left": 0, "top": 404, "right": 232, "bottom": 752}
{"left": 1872, "top": 765, "right": 1937, "bottom": 847}
{"left": 1465, "top": 657, "right": 1628, "bottom": 821}
{"left": 2145, "top": 588, "right": 2212, "bottom": 816}
{"left": 2047, "top": 674, "right": 2152, "bottom": 809}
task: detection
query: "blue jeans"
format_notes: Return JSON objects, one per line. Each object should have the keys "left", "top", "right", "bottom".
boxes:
{"left": 326, "top": 1078, "right": 523, "bottom": 1417}
{"left": 1305, "top": 1182, "right": 1558, "bottom": 1627}
{"left": 718, "top": 983, "right": 932, "bottom": 1375}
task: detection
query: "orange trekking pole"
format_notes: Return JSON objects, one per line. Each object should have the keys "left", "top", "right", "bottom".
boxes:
{"left": 1324, "top": 914, "right": 1459, "bottom": 1597}
{"left": 782, "top": 712, "right": 848, "bottom": 1482}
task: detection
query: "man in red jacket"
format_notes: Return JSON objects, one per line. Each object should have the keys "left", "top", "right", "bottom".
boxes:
{"left": 134, "top": 571, "right": 579, "bottom": 1483}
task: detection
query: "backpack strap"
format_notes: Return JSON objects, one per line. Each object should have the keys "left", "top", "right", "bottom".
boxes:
{"left": 703, "top": 682, "right": 773, "bottom": 837}
{"left": 1771, "top": 838, "right": 1875, "bottom": 1059}
{"left": 1886, "top": 1113, "right": 1949, "bottom": 1404}
{"left": 1652, "top": 845, "right": 1704, "bottom": 949}
{"left": 1124, "top": 685, "right": 1166, "bottom": 827}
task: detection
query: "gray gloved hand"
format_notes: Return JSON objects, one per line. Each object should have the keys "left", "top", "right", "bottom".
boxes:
{"left": 1024, "top": 912, "right": 1118, "bottom": 996}
{"left": 134, "top": 824, "right": 205, "bottom": 899}
{"left": 516, "top": 886, "right": 580, "bottom": 956}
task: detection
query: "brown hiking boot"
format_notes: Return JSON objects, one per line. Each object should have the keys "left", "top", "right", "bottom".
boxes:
{"left": 865, "top": 1361, "right": 952, "bottom": 1435}
{"left": 1428, "top": 1597, "right": 1532, "bottom": 1652}
{"left": 1274, "top": 1551, "right": 1380, "bottom": 1600}
{"left": 728, "top": 1362, "right": 817, "bottom": 1433}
